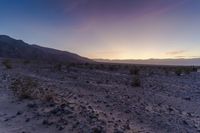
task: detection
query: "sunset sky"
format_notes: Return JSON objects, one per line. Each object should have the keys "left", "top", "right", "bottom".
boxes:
{"left": 0, "top": 0, "right": 200, "bottom": 59}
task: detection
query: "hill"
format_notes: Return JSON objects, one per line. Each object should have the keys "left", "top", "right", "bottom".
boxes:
{"left": 0, "top": 35, "right": 92, "bottom": 63}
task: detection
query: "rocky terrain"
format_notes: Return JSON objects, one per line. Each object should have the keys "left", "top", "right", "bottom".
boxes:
{"left": 0, "top": 58, "right": 200, "bottom": 133}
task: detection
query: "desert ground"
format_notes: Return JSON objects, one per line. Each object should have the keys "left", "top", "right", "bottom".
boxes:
{"left": 0, "top": 58, "right": 200, "bottom": 133}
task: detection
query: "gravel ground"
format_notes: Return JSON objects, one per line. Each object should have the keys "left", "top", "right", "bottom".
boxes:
{"left": 0, "top": 60, "right": 200, "bottom": 133}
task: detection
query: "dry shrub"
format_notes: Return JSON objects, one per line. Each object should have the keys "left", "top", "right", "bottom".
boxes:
{"left": 54, "top": 63, "right": 62, "bottom": 71}
{"left": 131, "top": 76, "right": 141, "bottom": 87}
{"left": 130, "top": 67, "right": 140, "bottom": 75}
{"left": 11, "top": 77, "right": 37, "bottom": 99}
{"left": 164, "top": 69, "right": 169, "bottom": 76}
{"left": 23, "top": 60, "right": 31, "bottom": 65}
{"left": 2, "top": 59, "right": 12, "bottom": 69}
{"left": 183, "top": 68, "right": 191, "bottom": 75}
{"left": 11, "top": 76, "right": 69, "bottom": 106}
{"left": 43, "top": 89, "right": 55, "bottom": 102}
{"left": 175, "top": 68, "right": 182, "bottom": 76}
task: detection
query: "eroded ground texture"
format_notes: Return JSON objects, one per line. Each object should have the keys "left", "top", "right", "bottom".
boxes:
{"left": 0, "top": 61, "right": 200, "bottom": 133}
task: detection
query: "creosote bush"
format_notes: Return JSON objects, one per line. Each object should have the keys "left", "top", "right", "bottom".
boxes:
{"left": 54, "top": 63, "right": 62, "bottom": 71}
{"left": 164, "top": 69, "right": 169, "bottom": 76}
{"left": 183, "top": 68, "right": 191, "bottom": 75}
{"left": 130, "top": 67, "right": 140, "bottom": 75}
{"left": 191, "top": 66, "right": 197, "bottom": 72}
{"left": 175, "top": 68, "right": 182, "bottom": 76}
{"left": 2, "top": 59, "right": 12, "bottom": 69}
{"left": 43, "top": 89, "right": 55, "bottom": 102}
{"left": 11, "top": 77, "right": 57, "bottom": 103}
{"left": 131, "top": 76, "right": 141, "bottom": 87}
{"left": 11, "top": 77, "right": 38, "bottom": 99}
{"left": 23, "top": 60, "right": 31, "bottom": 65}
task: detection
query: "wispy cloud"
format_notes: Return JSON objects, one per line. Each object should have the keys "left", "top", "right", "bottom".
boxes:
{"left": 166, "top": 50, "right": 186, "bottom": 55}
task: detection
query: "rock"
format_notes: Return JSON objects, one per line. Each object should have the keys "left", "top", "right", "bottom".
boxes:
{"left": 183, "top": 120, "right": 188, "bottom": 125}
{"left": 16, "top": 111, "right": 23, "bottom": 115}
{"left": 4, "top": 118, "right": 9, "bottom": 122}
{"left": 25, "top": 118, "right": 30, "bottom": 122}
{"left": 42, "top": 119, "right": 53, "bottom": 126}
{"left": 184, "top": 97, "right": 191, "bottom": 101}
{"left": 125, "top": 109, "right": 131, "bottom": 113}
{"left": 92, "top": 126, "right": 104, "bottom": 133}
{"left": 168, "top": 107, "right": 173, "bottom": 112}
{"left": 57, "top": 125, "right": 65, "bottom": 131}
{"left": 114, "top": 129, "right": 124, "bottom": 133}
{"left": 27, "top": 103, "right": 38, "bottom": 108}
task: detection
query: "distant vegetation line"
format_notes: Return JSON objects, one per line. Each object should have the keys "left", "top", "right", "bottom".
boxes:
{"left": 95, "top": 58, "right": 200, "bottom": 66}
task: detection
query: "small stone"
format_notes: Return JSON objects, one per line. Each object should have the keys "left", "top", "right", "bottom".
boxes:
{"left": 114, "top": 129, "right": 124, "bottom": 133}
{"left": 4, "top": 118, "right": 9, "bottom": 122}
{"left": 27, "top": 103, "right": 38, "bottom": 108}
{"left": 58, "top": 125, "right": 65, "bottom": 131}
{"left": 25, "top": 118, "right": 30, "bottom": 122}
{"left": 184, "top": 97, "right": 191, "bottom": 101}
{"left": 16, "top": 111, "right": 23, "bottom": 115}
{"left": 92, "top": 126, "right": 104, "bottom": 133}
{"left": 42, "top": 120, "right": 53, "bottom": 126}
{"left": 183, "top": 120, "right": 188, "bottom": 125}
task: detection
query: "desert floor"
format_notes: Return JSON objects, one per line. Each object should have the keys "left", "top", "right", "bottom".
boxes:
{"left": 0, "top": 61, "right": 200, "bottom": 133}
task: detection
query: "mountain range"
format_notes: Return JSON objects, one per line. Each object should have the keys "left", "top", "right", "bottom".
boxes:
{"left": 0, "top": 35, "right": 91, "bottom": 63}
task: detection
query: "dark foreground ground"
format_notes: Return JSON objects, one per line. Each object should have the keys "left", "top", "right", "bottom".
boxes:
{"left": 0, "top": 59, "right": 200, "bottom": 133}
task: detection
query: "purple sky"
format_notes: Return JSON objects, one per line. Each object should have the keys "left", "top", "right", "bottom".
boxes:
{"left": 0, "top": 0, "right": 200, "bottom": 59}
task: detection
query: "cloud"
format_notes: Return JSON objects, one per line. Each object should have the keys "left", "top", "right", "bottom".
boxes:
{"left": 166, "top": 50, "right": 186, "bottom": 55}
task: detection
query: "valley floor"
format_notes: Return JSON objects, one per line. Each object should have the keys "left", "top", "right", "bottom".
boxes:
{"left": 0, "top": 62, "right": 200, "bottom": 133}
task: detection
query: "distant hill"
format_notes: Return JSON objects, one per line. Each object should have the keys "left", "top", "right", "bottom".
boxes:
{"left": 95, "top": 58, "right": 200, "bottom": 66}
{"left": 0, "top": 35, "right": 92, "bottom": 63}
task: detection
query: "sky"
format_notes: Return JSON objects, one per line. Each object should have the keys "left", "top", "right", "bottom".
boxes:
{"left": 0, "top": 0, "right": 200, "bottom": 59}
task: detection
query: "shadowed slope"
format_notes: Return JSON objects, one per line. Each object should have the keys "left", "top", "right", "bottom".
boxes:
{"left": 0, "top": 35, "right": 92, "bottom": 63}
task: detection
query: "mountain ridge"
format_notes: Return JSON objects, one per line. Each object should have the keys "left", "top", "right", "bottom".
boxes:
{"left": 0, "top": 35, "right": 92, "bottom": 63}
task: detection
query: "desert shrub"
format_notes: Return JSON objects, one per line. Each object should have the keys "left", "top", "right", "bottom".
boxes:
{"left": 192, "top": 66, "right": 197, "bottom": 72}
{"left": 11, "top": 77, "right": 38, "bottom": 99}
{"left": 2, "top": 59, "right": 12, "bottom": 69}
{"left": 11, "top": 77, "right": 57, "bottom": 102}
{"left": 100, "top": 64, "right": 105, "bottom": 69}
{"left": 23, "top": 60, "right": 31, "bottom": 65}
{"left": 175, "top": 68, "right": 182, "bottom": 76}
{"left": 148, "top": 71, "right": 155, "bottom": 76}
{"left": 96, "top": 81, "right": 102, "bottom": 84}
{"left": 95, "top": 64, "right": 101, "bottom": 69}
{"left": 164, "top": 69, "right": 169, "bottom": 76}
{"left": 54, "top": 63, "right": 62, "bottom": 71}
{"left": 130, "top": 67, "right": 140, "bottom": 75}
{"left": 131, "top": 76, "right": 141, "bottom": 87}
{"left": 84, "top": 63, "right": 89, "bottom": 66}
{"left": 183, "top": 67, "right": 191, "bottom": 75}
{"left": 88, "top": 64, "right": 94, "bottom": 70}
{"left": 43, "top": 90, "right": 55, "bottom": 102}
{"left": 108, "top": 65, "right": 116, "bottom": 71}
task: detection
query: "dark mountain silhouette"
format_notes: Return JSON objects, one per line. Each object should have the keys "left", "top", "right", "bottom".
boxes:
{"left": 0, "top": 35, "right": 92, "bottom": 63}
